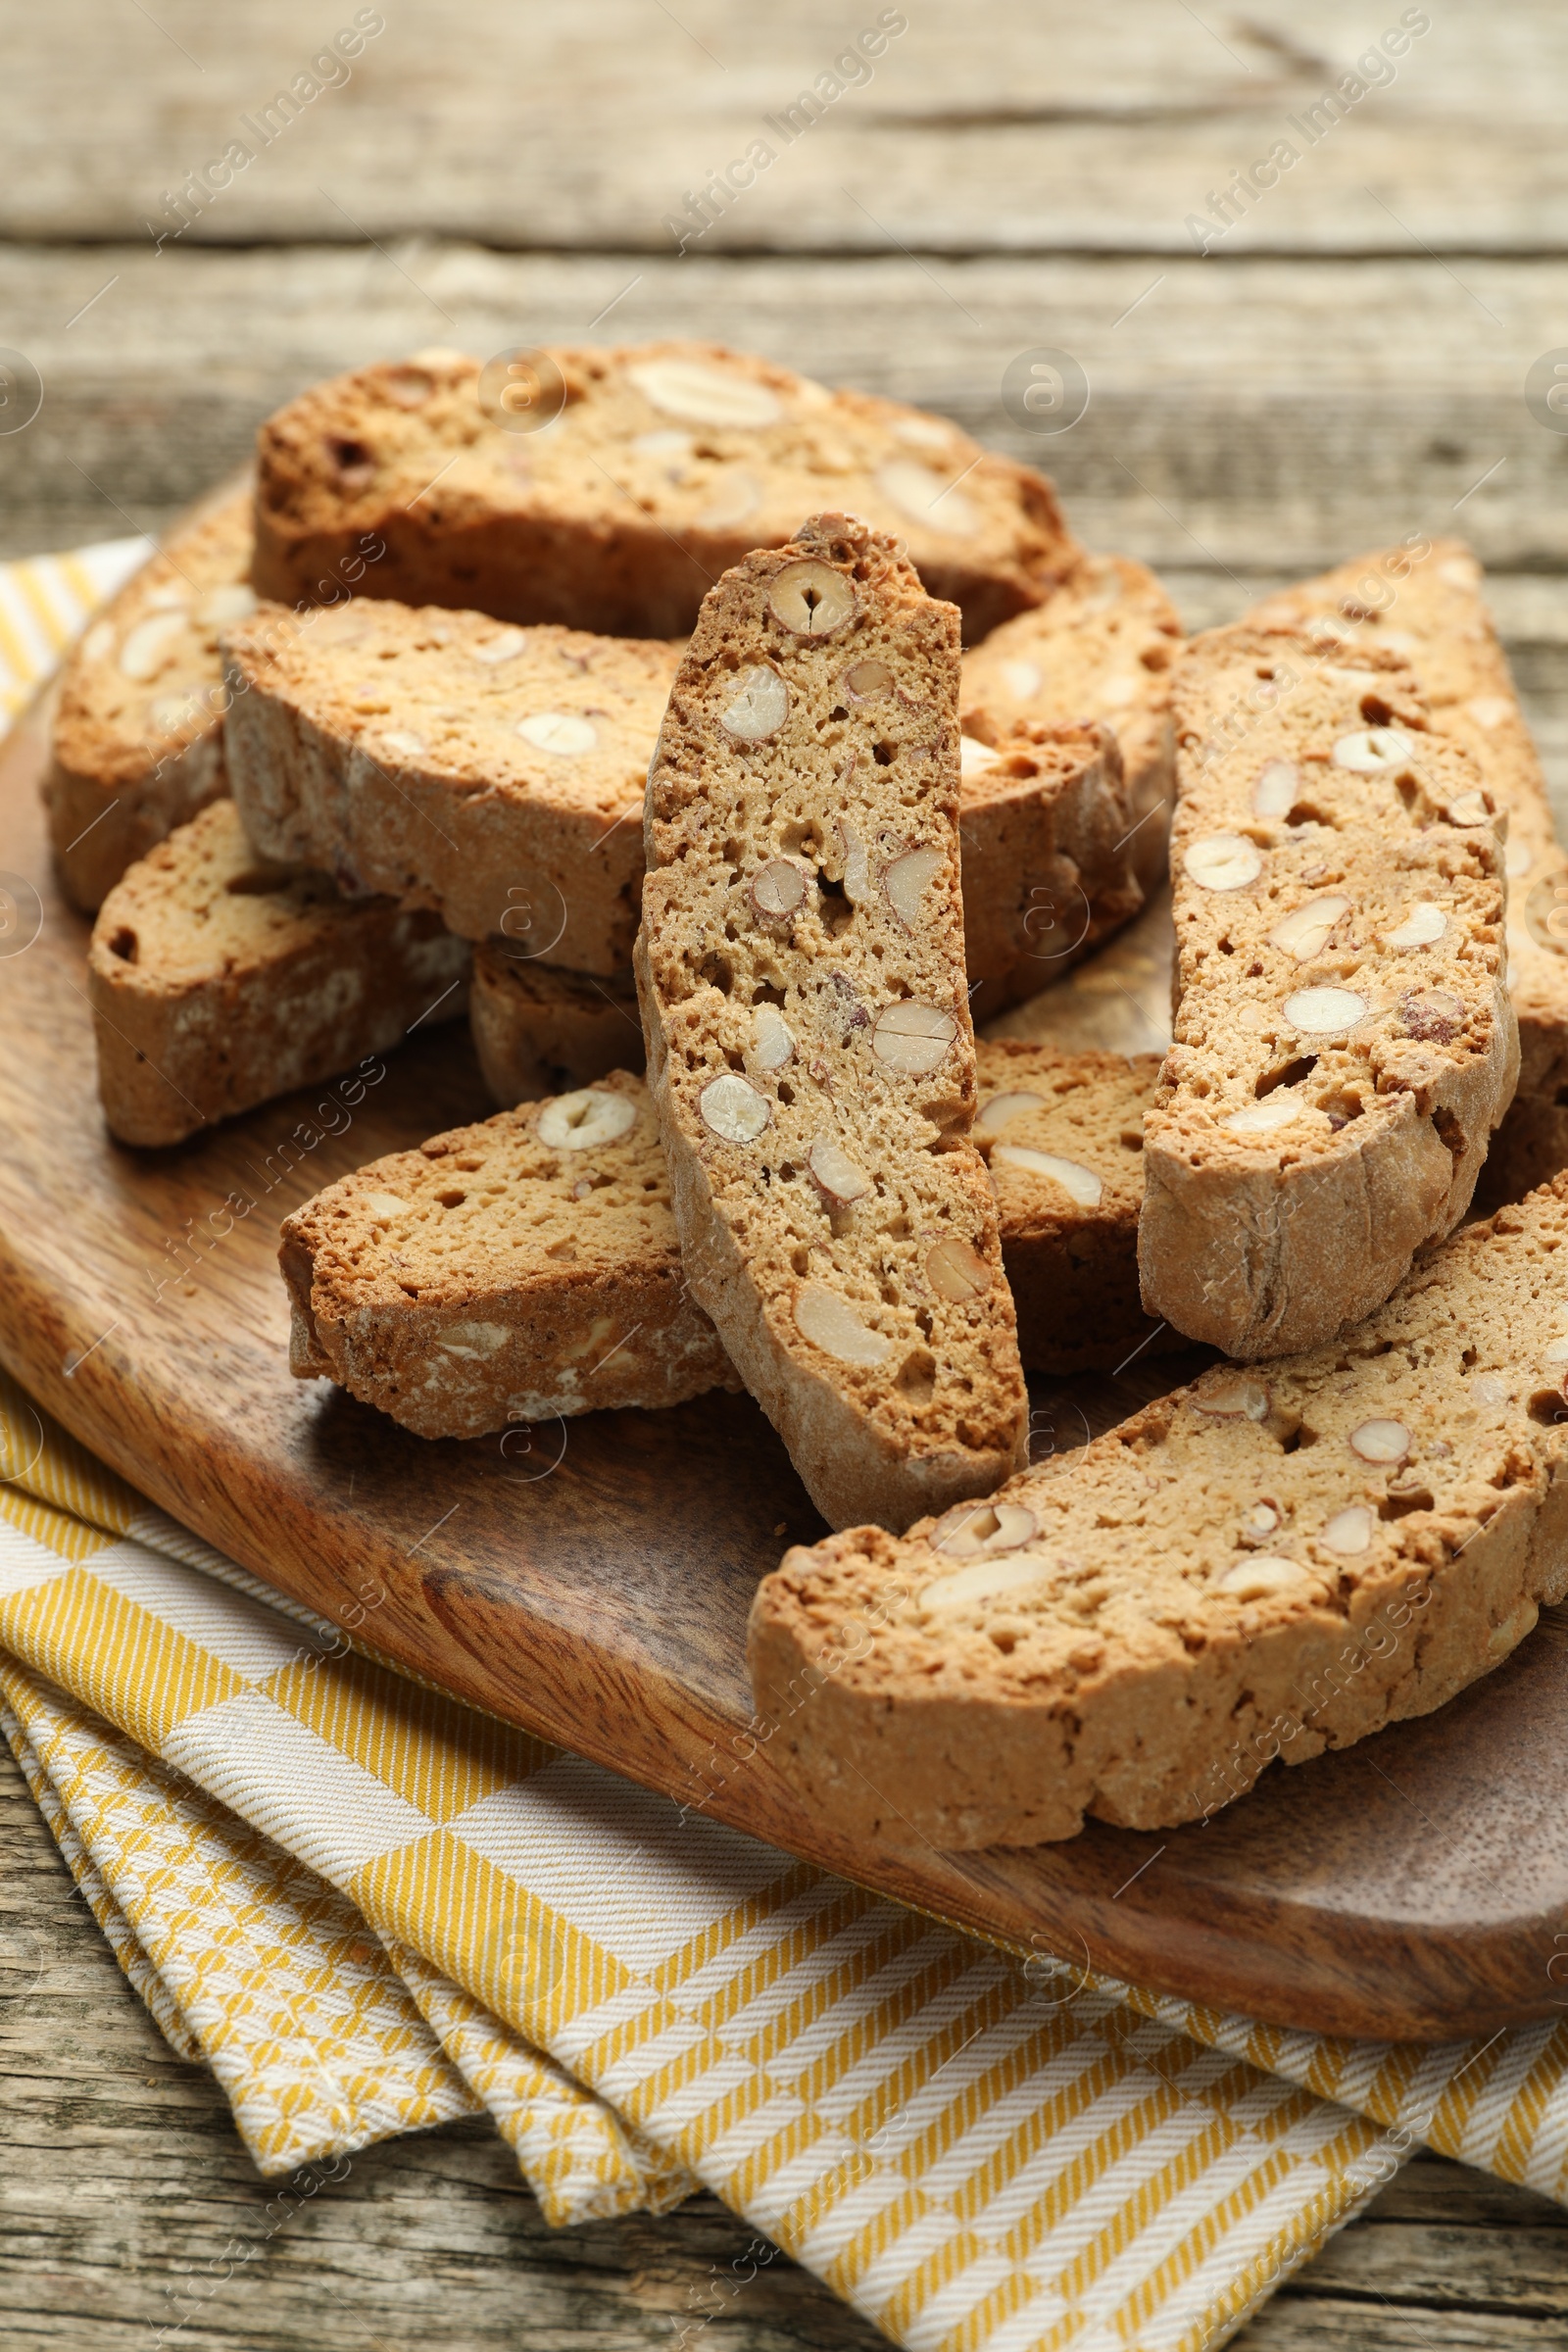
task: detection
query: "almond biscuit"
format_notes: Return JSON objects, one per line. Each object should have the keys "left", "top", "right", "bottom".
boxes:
{"left": 45, "top": 487, "right": 253, "bottom": 910}
{"left": 280, "top": 1070, "right": 738, "bottom": 1436}
{"left": 750, "top": 1175, "right": 1568, "bottom": 1848}
{"left": 252, "top": 344, "right": 1076, "bottom": 644}
{"left": 89, "top": 800, "right": 468, "bottom": 1147}
{"left": 1140, "top": 626, "right": 1518, "bottom": 1359}
{"left": 222, "top": 600, "right": 682, "bottom": 977}
{"left": 1251, "top": 538, "right": 1567, "bottom": 1205}
{"left": 961, "top": 552, "right": 1182, "bottom": 896}
{"left": 637, "top": 513, "right": 1030, "bottom": 1531}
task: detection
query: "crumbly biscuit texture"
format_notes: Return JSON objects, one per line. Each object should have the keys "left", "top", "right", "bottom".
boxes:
{"left": 222, "top": 599, "right": 682, "bottom": 976}
{"left": 957, "top": 720, "right": 1143, "bottom": 1018}
{"left": 750, "top": 1173, "right": 1568, "bottom": 1849}
{"left": 45, "top": 487, "right": 254, "bottom": 909}
{"left": 1141, "top": 625, "right": 1518, "bottom": 1359}
{"left": 89, "top": 799, "right": 468, "bottom": 1147}
{"left": 460, "top": 991, "right": 1169, "bottom": 1376}
{"left": 280, "top": 1070, "right": 737, "bottom": 1437}
{"left": 974, "top": 1040, "right": 1176, "bottom": 1375}
{"left": 638, "top": 513, "right": 1029, "bottom": 1532}
{"left": 1250, "top": 538, "right": 1567, "bottom": 1204}
{"left": 470, "top": 945, "right": 643, "bottom": 1105}
{"left": 962, "top": 554, "right": 1182, "bottom": 894}
{"left": 252, "top": 344, "right": 1076, "bottom": 643}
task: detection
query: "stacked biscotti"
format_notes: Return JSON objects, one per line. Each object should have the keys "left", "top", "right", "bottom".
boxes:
{"left": 57, "top": 342, "right": 1568, "bottom": 1857}
{"left": 220, "top": 592, "right": 1148, "bottom": 1023}
{"left": 281, "top": 1046, "right": 1172, "bottom": 1440}
{"left": 738, "top": 554, "right": 1566, "bottom": 1847}
{"left": 61, "top": 344, "right": 1176, "bottom": 1149}
{"left": 232, "top": 346, "right": 1164, "bottom": 1034}
{"left": 272, "top": 503, "right": 1175, "bottom": 1514}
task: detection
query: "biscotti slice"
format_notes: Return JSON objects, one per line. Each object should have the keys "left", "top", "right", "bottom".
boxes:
{"left": 280, "top": 1071, "right": 738, "bottom": 1437}
{"left": 252, "top": 344, "right": 1076, "bottom": 643}
{"left": 1250, "top": 539, "right": 1568, "bottom": 1204}
{"left": 1141, "top": 626, "right": 1518, "bottom": 1360}
{"left": 89, "top": 800, "right": 469, "bottom": 1148}
{"left": 470, "top": 945, "right": 643, "bottom": 1105}
{"left": 958, "top": 720, "right": 1143, "bottom": 1017}
{"left": 638, "top": 514, "right": 1030, "bottom": 1533}
{"left": 751, "top": 1171, "right": 1568, "bottom": 1849}
{"left": 974, "top": 1040, "right": 1175, "bottom": 1375}
{"left": 44, "top": 486, "right": 255, "bottom": 911}
{"left": 961, "top": 554, "right": 1183, "bottom": 895}
{"left": 639, "top": 517, "right": 1029, "bottom": 1533}
{"left": 222, "top": 600, "right": 683, "bottom": 976}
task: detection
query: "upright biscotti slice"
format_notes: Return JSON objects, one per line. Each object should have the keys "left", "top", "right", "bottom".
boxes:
{"left": 961, "top": 554, "right": 1183, "bottom": 894}
{"left": 280, "top": 1072, "right": 737, "bottom": 1438}
{"left": 222, "top": 600, "right": 682, "bottom": 976}
{"left": 89, "top": 801, "right": 469, "bottom": 1147}
{"left": 638, "top": 514, "right": 1029, "bottom": 1532}
{"left": 469, "top": 946, "right": 643, "bottom": 1106}
{"left": 975, "top": 1041, "right": 1176, "bottom": 1376}
{"left": 45, "top": 486, "right": 254, "bottom": 911}
{"left": 252, "top": 344, "right": 1076, "bottom": 643}
{"left": 958, "top": 721, "right": 1143, "bottom": 1017}
{"left": 1140, "top": 627, "right": 1518, "bottom": 1360}
{"left": 750, "top": 1172, "right": 1568, "bottom": 1850}
{"left": 1250, "top": 539, "right": 1568, "bottom": 1203}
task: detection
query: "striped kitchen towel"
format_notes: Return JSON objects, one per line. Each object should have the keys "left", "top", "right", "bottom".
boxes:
{"left": 9, "top": 1361, "right": 1568, "bottom": 2352}
{"left": 0, "top": 532, "right": 152, "bottom": 719}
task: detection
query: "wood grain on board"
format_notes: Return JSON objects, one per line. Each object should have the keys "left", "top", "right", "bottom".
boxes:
{"left": 1, "top": 696, "right": 1566, "bottom": 2043}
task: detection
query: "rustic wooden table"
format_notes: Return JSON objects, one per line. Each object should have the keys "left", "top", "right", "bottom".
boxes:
{"left": 3, "top": 2, "right": 1568, "bottom": 2341}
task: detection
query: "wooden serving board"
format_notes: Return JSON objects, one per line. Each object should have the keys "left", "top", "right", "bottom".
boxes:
{"left": 3, "top": 699, "right": 1565, "bottom": 2045}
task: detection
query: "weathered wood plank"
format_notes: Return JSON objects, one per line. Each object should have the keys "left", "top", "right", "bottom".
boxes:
{"left": 4, "top": 246, "right": 1568, "bottom": 574}
{"left": 3, "top": 0, "right": 1567, "bottom": 254}
{"left": 5, "top": 1741, "right": 1567, "bottom": 2349}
